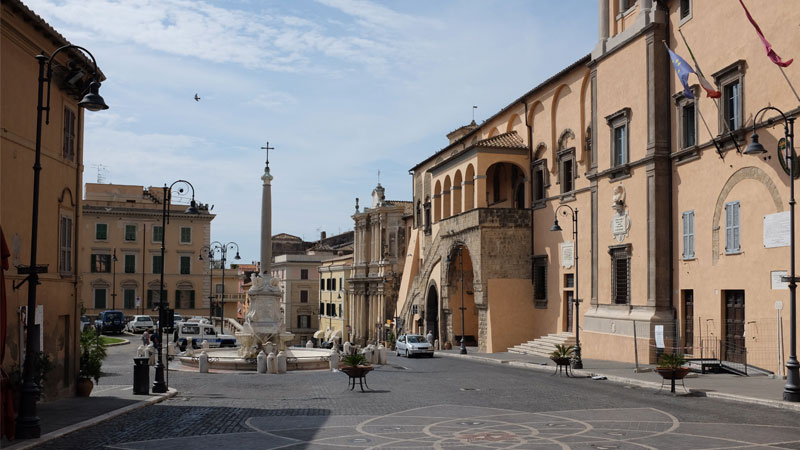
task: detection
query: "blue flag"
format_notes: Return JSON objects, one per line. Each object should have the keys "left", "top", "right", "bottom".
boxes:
{"left": 666, "top": 45, "right": 696, "bottom": 99}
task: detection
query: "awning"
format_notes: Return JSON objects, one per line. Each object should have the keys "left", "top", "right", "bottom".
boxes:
{"left": 313, "top": 329, "right": 325, "bottom": 339}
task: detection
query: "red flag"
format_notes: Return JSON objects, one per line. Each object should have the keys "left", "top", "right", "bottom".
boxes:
{"left": 738, "top": 0, "right": 793, "bottom": 67}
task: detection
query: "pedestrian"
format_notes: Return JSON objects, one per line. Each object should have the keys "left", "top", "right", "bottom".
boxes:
{"left": 426, "top": 330, "right": 434, "bottom": 345}
{"left": 142, "top": 329, "right": 150, "bottom": 346}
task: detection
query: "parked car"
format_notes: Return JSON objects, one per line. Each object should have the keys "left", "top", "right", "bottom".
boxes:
{"left": 126, "top": 315, "right": 155, "bottom": 333}
{"left": 80, "top": 315, "right": 90, "bottom": 332}
{"left": 176, "top": 323, "right": 236, "bottom": 351}
{"left": 94, "top": 310, "right": 126, "bottom": 335}
{"left": 395, "top": 334, "right": 434, "bottom": 358}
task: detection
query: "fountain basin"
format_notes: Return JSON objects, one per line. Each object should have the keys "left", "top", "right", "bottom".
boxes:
{"left": 178, "top": 347, "right": 332, "bottom": 371}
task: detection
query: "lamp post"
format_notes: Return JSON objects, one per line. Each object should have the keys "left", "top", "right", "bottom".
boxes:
{"left": 154, "top": 180, "right": 200, "bottom": 394}
{"left": 200, "top": 241, "right": 240, "bottom": 334}
{"left": 111, "top": 248, "right": 117, "bottom": 310}
{"left": 16, "top": 44, "right": 108, "bottom": 439}
{"left": 743, "top": 106, "right": 799, "bottom": 402}
{"left": 198, "top": 247, "right": 215, "bottom": 326}
{"left": 550, "top": 205, "right": 582, "bottom": 369}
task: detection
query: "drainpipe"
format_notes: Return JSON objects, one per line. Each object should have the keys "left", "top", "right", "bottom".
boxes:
{"left": 523, "top": 100, "right": 534, "bottom": 282}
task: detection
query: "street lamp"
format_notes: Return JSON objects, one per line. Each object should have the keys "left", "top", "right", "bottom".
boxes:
{"left": 446, "top": 245, "right": 467, "bottom": 355}
{"left": 198, "top": 247, "right": 215, "bottom": 326}
{"left": 743, "top": 106, "right": 799, "bottom": 402}
{"left": 154, "top": 180, "right": 200, "bottom": 394}
{"left": 200, "top": 241, "right": 240, "bottom": 334}
{"left": 111, "top": 248, "right": 118, "bottom": 310}
{"left": 16, "top": 44, "right": 107, "bottom": 439}
{"left": 550, "top": 205, "right": 582, "bottom": 369}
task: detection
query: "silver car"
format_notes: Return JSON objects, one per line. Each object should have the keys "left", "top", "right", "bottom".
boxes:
{"left": 395, "top": 334, "right": 434, "bottom": 358}
{"left": 126, "top": 315, "right": 155, "bottom": 333}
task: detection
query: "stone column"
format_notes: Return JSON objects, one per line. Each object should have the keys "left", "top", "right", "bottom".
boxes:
{"left": 260, "top": 164, "right": 273, "bottom": 275}
{"left": 598, "top": 0, "right": 609, "bottom": 40}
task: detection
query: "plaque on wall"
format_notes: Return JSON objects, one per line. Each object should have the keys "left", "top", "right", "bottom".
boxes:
{"left": 611, "top": 211, "right": 630, "bottom": 243}
{"left": 772, "top": 270, "right": 789, "bottom": 290}
{"left": 560, "top": 241, "right": 574, "bottom": 269}
{"left": 764, "top": 211, "right": 790, "bottom": 248}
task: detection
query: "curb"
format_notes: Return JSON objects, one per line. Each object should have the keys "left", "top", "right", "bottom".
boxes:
{"left": 4, "top": 388, "right": 177, "bottom": 450}
{"left": 105, "top": 340, "right": 131, "bottom": 347}
{"left": 437, "top": 352, "right": 800, "bottom": 413}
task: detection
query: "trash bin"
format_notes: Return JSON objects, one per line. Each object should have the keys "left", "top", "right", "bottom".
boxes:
{"left": 133, "top": 357, "right": 150, "bottom": 395}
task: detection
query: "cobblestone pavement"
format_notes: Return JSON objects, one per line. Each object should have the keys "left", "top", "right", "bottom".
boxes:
{"left": 31, "top": 340, "right": 800, "bottom": 449}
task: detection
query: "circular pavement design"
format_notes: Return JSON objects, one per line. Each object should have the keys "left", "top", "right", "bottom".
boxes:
{"left": 109, "top": 405, "right": 800, "bottom": 449}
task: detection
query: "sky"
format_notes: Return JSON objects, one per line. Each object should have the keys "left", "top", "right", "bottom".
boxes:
{"left": 28, "top": 0, "right": 597, "bottom": 263}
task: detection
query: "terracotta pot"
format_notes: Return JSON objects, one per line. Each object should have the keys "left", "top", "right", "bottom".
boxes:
{"left": 340, "top": 365, "right": 374, "bottom": 378}
{"left": 656, "top": 367, "right": 690, "bottom": 380}
{"left": 77, "top": 378, "right": 94, "bottom": 397}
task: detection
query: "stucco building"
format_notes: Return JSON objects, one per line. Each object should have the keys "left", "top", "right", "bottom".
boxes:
{"left": 317, "top": 254, "right": 353, "bottom": 343}
{"left": 399, "top": 0, "right": 800, "bottom": 373}
{"left": 1, "top": 0, "right": 106, "bottom": 400}
{"left": 79, "top": 184, "right": 215, "bottom": 320}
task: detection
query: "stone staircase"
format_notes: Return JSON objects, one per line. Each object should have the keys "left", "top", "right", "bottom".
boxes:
{"left": 507, "top": 332, "right": 576, "bottom": 357}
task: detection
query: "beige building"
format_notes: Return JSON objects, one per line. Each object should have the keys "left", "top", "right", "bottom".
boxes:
{"left": 349, "top": 184, "right": 411, "bottom": 346}
{"left": 271, "top": 252, "right": 329, "bottom": 346}
{"left": 399, "top": 0, "right": 800, "bottom": 373}
{"left": 80, "top": 184, "right": 215, "bottom": 320}
{"left": 317, "top": 254, "right": 353, "bottom": 343}
{"left": 1, "top": 0, "right": 106, "bottom": 399}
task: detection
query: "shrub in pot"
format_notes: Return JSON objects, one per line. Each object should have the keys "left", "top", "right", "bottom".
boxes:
{"left": 656, "top": 352, "right": 689, "bottom": 380}
{"left": 78, "top": 327, "right": 107, "bottom": 396}
{"left": 549, "top": 344, "right": 575, "bottom": 366}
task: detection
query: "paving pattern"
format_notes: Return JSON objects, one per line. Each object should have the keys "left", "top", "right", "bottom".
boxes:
{"left": 105, "top": 405, "right": 800, "bottom": 449}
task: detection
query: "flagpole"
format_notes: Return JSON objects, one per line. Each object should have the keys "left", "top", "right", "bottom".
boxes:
{"left": 779, "top": 67, "right": 800, "bottom": 104}
{"left": 696, "top": 106, "right": 724, "bottom": 159}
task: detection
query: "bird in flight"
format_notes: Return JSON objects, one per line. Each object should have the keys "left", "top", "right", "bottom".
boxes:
{"left": 194, "top": 93, "right": 201, "bottom": 102}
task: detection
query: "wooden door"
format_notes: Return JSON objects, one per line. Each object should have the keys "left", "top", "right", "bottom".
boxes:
{"left": 565, "top": 291, "right": 574, "bottom": 333}
{"left": 683, "top": 290, "right": 694, "bottom": 354}
{"left": 725, "top": 290, "right": 746, "bottom": 363}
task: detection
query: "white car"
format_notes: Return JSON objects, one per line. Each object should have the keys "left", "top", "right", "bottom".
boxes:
{"left": 126, "top": 315, "right": 155, "bottom": 333}
{"left": 177, "top": 323, "right": 236, "bottom": 350}
{"left": 395, "top": 334, "right": 434, "bottom": 358}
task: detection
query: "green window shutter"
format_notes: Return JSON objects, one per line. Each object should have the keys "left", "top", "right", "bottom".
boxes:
{"left": 153, "top": 226, "right": 163, "bottom": 243}
{"left": 125, "top": 254, "right": 136, "bottom": 273}
{"left": 94, "top": 289, "right": 106, "bottom": 309}
{"left": 91, "top": 254, "right": 97, "bottom": 273}
{"left": 190, "top": 290, "right": 195, "bottom": 308}
{"left": 180, "top": 227, "right": 191, "bottom": 243}
{"left": 96, "top": 224, "right": 107, "bottom": 240}
{"left": 180, "top": 256, "right": 190, "bottom": 274}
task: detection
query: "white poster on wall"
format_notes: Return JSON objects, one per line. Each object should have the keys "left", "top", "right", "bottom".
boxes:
{"left": 560, "top": 241, "right": 574, "bottom": 269}
{"left": 764, "top": 211, "right": 791, "bottom": 248}
{"left": 654, "top": 325, "right": 665, "bottom": 349}
{"left": 772, "top": 270, "right": 789, "bottom": 290}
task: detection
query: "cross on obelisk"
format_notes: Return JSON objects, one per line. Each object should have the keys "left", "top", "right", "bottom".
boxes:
{"left": 261, "top": 141, "right": 275, "bottom": 169}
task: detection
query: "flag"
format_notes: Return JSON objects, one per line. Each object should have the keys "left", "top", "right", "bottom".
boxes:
{"left": 738, "top": 0, "right": 793, "bottom": 67}
{"left": 665, "top": 44, "right": 696, "bottom": 99}
{"left": 678, "top": 31, "right": 721, "bottom": 98}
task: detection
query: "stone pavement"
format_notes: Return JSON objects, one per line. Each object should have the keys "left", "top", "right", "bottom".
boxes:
{"left": 436, "top": 348, "right": 800, "bottom": 412}
{"left": 2, "top": 385, "right": 175, "bottom": 450}
{"left": 4, "top": 346, "right": 799, "bottom": 449}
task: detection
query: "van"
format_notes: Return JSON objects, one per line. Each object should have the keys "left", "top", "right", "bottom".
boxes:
{"left": 176, "top": 323, "right": 236, "bottom": 351}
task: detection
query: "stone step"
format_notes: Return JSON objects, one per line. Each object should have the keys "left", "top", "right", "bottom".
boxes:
{"left": 507, "top": 332, "right": 576, "bottom": 356}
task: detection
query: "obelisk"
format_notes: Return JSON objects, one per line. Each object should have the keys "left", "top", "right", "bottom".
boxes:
{"left": 260, "top": 142, "right": 273, "bottom": 275}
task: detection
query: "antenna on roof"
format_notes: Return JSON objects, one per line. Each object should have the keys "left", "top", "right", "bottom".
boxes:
{"left": 472, "top": 105, "right": 477, "bottom": 122}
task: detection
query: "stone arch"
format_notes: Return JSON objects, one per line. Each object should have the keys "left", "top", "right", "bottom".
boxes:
{"left": 443, "top": 175, "right": 452, "bottom": 219}
{"left": 487, "top": 127, "right": 499, "bottom": 138}
{"left": 443, "top": 241, "right": 478, "bottom": 348}
{"left": 425, "top": 280, "right": 439, "bottom": 343}
{"left": 578, "top": 68, "right": 591, "bottom": 163}
{"left": 534, "top": 142, "right": 547, "bottom": 160}
{"left": 464, "top": 164, "right": 475, "bottom": 211}
{"left": 551, "top": 83, "right": 572, "bottom": 171}
{"left": 527, "top": 100, "right": 544, "bottom": 130}
{"left": 485, "top": 161, "right": 528, "bottom": 207}
{"left": 58, "top": 187, "right": 75, "bottom": 206}
{"left": 711, "top": 166, "right": 784, "bottom": 265}
{"left": 452, "top": 170, "right": 463, "bottom": 215}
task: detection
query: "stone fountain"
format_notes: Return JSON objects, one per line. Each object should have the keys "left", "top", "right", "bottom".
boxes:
{"left": 236, "top": 272, "right": 294, "bottom": 358}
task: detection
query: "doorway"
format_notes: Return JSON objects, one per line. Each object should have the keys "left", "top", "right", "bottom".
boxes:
{"left": 565, "top": 291, "right": 574, "bottom": 333}
{"left": 724, "top": 290, "right": 746, "bottom": 363}
{"left": 425, "top": 284, "right": 439, "bottom": 344}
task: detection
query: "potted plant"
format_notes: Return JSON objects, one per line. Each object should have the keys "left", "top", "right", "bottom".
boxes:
{"left": 340, "top": 353, "right": 372, "bottom": 374}
{"left": 78, "top": 326, "right": 107, "bottom": 396}
{"left": 655, "top": 352, "right": 689, "bottom": 380}
{"left": 8, "top": 351, "right": 53, "bottom": 408}
{"left": 549, "top": 344, "right": 575, "bottom": 367}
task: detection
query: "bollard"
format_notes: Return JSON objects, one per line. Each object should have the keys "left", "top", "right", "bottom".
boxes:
{"left": 264, "top": 342, "right": 275, "bottom": 355}
{"left": 168, "top": 342, "right": 177, "bottom": 357}
{"left": 277, "top": 351, "right": 287, "bottom": 374}
{"left": 201, "top": 340, "right": 209, "bottom": 350}
{"left": 199, "top": 351, "right": 209, "bottom": 373}
{"left": 378, "top": 344, "right": 387, "bottom": 364}
{"left": 343, "top": 341, "right": 352, "bottom": 355}
{"left": 306, "top": 340, "right": 314, "bottom": 348}
{"left": 329, "top": 349, "right": 340, "bottom": 371}
{"left": 363, "top": 346, "right": 374, "bottom": 364}
{"left": 147, "top": 344, "right": 156, "bottom": 366}
{"left": 267, "top": 352, "right": 277, "bottom": 374}
{"left": 257, "top": 350, "right": 267, "bottom": 373}
{"left": 434, "top": 339, "right": 439, "bottom": 350}
{"left": 137, "top": 344, "right": 145, "bottom": 358}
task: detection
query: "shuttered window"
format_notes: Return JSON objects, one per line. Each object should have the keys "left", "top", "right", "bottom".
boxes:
{"left": 725, "top": 201, "right": 741, "bottom": 253}
{"left": 59, "top": 215, "right": 73, "bottom": 274}
{"left": 610, "top": 245, "right": 631, "bottom": 305}
{"left": 682, "top": 210, "right": 695, "bottom": 259}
